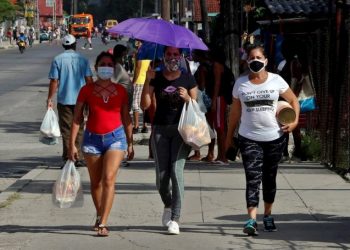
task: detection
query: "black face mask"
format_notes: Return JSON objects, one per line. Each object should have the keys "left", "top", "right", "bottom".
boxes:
{"left": 248, "top": 59, "right": 266, "bottom": 73}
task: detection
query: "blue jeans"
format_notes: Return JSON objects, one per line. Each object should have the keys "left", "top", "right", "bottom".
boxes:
{"left": 82, "top": 126, "right": 127, "bottom": 155}
{"left": 238, "top": 135, "right": 286, "bottom": 208}
{"left": 151, "top": 124, "right": 191, "bottom": 221}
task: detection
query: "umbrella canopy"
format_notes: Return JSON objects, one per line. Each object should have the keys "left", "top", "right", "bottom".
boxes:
{"left": 109, "top": 18, "right": 208, "bottom": 50}
{"left": 136, "top": 41, "right": 165, "bottom": 60}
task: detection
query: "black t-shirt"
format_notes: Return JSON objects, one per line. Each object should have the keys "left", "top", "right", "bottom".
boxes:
{"left": 150, "top": 71, "right": 197, "bottom": 125}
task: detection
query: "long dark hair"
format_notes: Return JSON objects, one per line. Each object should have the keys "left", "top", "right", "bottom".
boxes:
{"left": 246, "top": 44, "right": 267, "bottom": 58}
{"left": 95, "top": 51, "right": 116, "bottom": 67}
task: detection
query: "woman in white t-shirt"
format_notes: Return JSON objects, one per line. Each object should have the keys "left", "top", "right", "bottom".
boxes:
{"left": 226, "top": 45, "right": 299, "bottom": 236}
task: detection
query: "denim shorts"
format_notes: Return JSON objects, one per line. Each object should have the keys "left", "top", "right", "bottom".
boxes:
{"left": 82, "top": 126, "right": 127, "bottom": 155}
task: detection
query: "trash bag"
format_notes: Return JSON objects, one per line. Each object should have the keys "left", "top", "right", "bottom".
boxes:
{"left": 40, "top": 108, "right": 61, "bottom": 145}
{"left": 52, "top": 160, "right": 82, "bottom": 208}
{"left": 178, "top": 99, "right": 211, "bottom": 150}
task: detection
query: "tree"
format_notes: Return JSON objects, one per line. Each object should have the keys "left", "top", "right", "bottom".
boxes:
{"left": 161, "top": 0, "right": 170, "bottom": 20}
{"left": 220, "top": 0, "right": 241, "bottom": 77}
{"left": 199, "top": 0, "right": 209, "bottom": 43}
{"left": 0, "top": 0, "right": 15, "bottom": 22}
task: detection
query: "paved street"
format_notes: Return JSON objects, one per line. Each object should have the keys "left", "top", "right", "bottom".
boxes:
{"left": 0, "top": 39, "right": 349, "bottom": 250}
{"left": 0, "top": 38, "right": 110, "bottom": 191}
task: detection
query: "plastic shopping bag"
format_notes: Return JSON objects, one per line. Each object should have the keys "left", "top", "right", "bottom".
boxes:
{"left": 52, "top": 160, "right": 83, "bottom": 208}
{"left": 178, "top": 99, "right": 211, "bottom": 150}
{"left": 40, "top": 108, "right": 61, "bottom": 145}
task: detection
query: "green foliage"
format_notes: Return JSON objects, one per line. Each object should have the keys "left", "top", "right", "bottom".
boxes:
{"left": 84, "top": 0, "right": 155, "bottom": 24}
{"left": 0, "top": 0, "right": 16, "bottom": 22}
{"left": 252, "top": 6, "right": 266, "bottom": 18}
{"left": 78, "top": 0, "right": 89, "bottom": 13}
{"left": 300, "top": 130, "right": 321, "bottom": 161}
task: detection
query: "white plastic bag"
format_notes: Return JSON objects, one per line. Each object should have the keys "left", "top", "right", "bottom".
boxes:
{"left": 52, "top": 160, "right": 82, "bottom": 208}
{"left": 178, "top": 99, "right": 211, "bottom": 150}
{"left": 40, "top": 108, "right": 61, "bottom": 138}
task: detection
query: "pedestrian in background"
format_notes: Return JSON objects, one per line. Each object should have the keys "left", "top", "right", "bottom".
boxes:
{"left": 12, "top": 26, "right": 18, "bottom": 43}
{"left": 209, "top": 45, "right": 230, "bottom": 165}
{"left": 187, "top": 49, "right": 214, "bottom": 162}
{"left": 82, "top": 28, "right": 93, "bottom": 50}
{"left": 278, "top": 39, "right": 304, "bottom": 161}
{"left": 132, "top": 46, "right": 150, "bottom": 134}
{"left": 0, "top": 27, "right": 4, "bottom": 47}
{"left": 7, "top": 27, "right": 12, "bottom": 45}
{"left": 112, "top": 44, "right": 134, "bottom": 110}
{"left": 69, "top": 52, "right": 134, "bottom": 237}
{"left": 141, "top": 46, "right": 198, "bottom": 235}
{"left": 47, "top": 34, "right": 93, "bottom": 167}
{"left": 226, "top": 45, "right": 299, "bottom": 236}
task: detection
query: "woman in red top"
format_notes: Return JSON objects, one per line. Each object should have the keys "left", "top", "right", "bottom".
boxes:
{"left": 69, "top": 52, "right": 134, "bottom": 237}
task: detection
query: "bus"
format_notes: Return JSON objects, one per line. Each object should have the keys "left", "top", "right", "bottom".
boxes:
{"left": 69, "top": 13, "right": 94, "bottom": 38}
{"left": 105, "top": 19, "right": 118, "bottom": 39}
{"left": 105, "top": 19, "right": 118, "bottom": 29}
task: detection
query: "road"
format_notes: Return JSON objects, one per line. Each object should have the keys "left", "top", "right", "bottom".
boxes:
{"left": 0, "top": 38, "right": 113, "bottom": 191}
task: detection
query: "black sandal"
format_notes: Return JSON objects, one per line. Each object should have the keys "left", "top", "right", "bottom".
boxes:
{"left": 93, "top": 219, "right": 100, "bottom": 231}
{"left": 93, "top": 216, "right": 101, "bottom": 231}
{"left": 97, "top": 224, "right": 109, "bottom": 237}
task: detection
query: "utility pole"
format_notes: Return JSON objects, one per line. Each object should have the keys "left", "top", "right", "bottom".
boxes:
{"left": 200, "top": 0, "right": 210, "bottom": 43}
{"left": 140, "top": 0, "right": 144, "bottom": 17}
{"left": 161, "top": 0, "right": 171, "bottom": 20}
{"left": 179, "top": 0, "right": 184, "bottom": 24}
{"left": 70, "top": 0, "right": 74, "bottom": 15}
{"left": 53, "top": 0, "right": 56, "bottom": 28}
{"left": 74, "top": 0, "right": 78, "bottom": 14}
{"left": 36, "top": 0, "right": 40, "bottom": 30}
{"left": 155, "top": 0, "right": 159, "bottom": 14}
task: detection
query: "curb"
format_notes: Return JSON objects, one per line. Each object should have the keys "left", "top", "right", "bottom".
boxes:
{"left": 0, "top": 165, "right": 48, "bottom": 206}
{"left": 0, "top": 45, "right": 15, "bottom": 49}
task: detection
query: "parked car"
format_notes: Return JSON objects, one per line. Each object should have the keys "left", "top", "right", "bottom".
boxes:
{"left": 39, "top": 30, "right": 50, "bottom": 43}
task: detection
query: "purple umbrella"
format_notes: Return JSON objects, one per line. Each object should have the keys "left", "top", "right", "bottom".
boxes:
{"left": 108, "top": 18, "right": 208, "bottom": 50}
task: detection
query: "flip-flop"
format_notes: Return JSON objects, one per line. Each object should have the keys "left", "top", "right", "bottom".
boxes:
{"left": 93, "top": 219, "right": 100, "bottom": 231}
{"left": 211, "top": 160, "right": 229, "bottom": 166}
{"left": 187, "top": 155, "right": 201, "bottom": 161}
{"left": 200, "top": 156, "right": 214, "bottom": 162}
{"left": 97, "top": 225, "right": 109, "bottom": 237}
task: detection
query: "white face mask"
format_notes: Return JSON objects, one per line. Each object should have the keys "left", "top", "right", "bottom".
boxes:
{"left": 97, "top": 66, "right": 114, "bottom": 80}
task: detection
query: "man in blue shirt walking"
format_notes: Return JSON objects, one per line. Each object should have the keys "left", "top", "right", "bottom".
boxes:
{"left": 47, "top": 34, "right": 93, "bottom": 167}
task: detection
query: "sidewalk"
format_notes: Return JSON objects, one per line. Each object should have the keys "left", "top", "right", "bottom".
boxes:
{"left": 0, "top": 39, "right": 39, "bottom": 50}
{"left": 0, "top": 151, "right": 349, "bottom": 250}
{"left": 0, "top": 39, "right": 16, "bottom": 49}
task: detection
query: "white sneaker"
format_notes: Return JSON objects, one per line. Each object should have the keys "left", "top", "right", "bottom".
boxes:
{"left": 167, "top": 221, "right": 180, "bottom": 235}
{"left": 88, "top": 47, "right": 93, "bottom": 50}
{"left": 162, "top": 208, "right": 171, "bottom": 227}
{"left": 81, "top": 47, "right": 85, "bottom": 50}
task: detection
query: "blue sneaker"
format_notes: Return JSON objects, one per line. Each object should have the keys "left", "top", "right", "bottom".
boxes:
{"left": 263, "top": 215, "right": 277, "bottom": 232}
{"left": 243, "top": 218, "right": 258, "bottom": 235}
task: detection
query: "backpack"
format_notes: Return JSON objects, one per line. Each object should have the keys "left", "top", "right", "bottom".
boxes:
{"left": 221, "top": 65, "right": 235, "bottom": 105}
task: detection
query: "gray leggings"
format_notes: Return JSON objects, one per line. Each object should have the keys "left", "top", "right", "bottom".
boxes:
{"left": 151, "top": 124, "right": 191, "bottom": 221}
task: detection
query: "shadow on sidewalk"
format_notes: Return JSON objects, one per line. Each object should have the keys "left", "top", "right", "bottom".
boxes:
{"left": 0, "top": 217, "right": 349, "bottom": 245}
